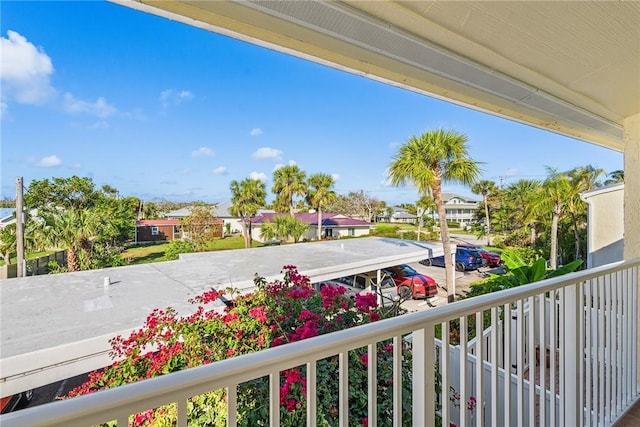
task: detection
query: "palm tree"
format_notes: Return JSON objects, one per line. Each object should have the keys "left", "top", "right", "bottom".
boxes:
{"left": 604, "top": 169, "right": 624, "bottom": 185}
{"left": 306, "top": 173, "right": 337, "bottom": 240}
{"left": 415, "top": 194, "right": 436, "bottom": 241}
{"left": 503, "top": 179, "right": 542, "bottom": 246}
{"left": 259, "top": 215, "right": 308, "bottom": 244}
{"left": 38, "top": 209, "right": 100, "bottom": 271}
{"left": 272, "top": 165, "right": 307, "bottom": 216}
{"left": 471, "top": 180, "right": 498, "bottom": 245}
{"left": 388, "top": 129, "right": 481, "bottom": 303}
{"left": 531, "top": 168, "right": 571, "bottom": 269}
{"left": 229, "top": 178, "right": 267, "bottom": 248}
{"left": 566, "top": 165, "right": 604, "bottom": 261}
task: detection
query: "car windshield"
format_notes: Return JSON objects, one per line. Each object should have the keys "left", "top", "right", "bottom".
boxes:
{"left": 396, "top": 264, "right": 417, "bottom": 276}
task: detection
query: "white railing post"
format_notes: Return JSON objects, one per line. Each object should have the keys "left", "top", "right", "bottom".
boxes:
{"left": 563, "top": 283, "right": 583, "bottom": 426}
{"left": 412, "top": 326, "right": 435, "bottom": 427}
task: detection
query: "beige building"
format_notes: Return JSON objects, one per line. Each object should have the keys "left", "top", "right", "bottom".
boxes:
{"left": 582, "top": 183, "right": 625, "bottom": 268}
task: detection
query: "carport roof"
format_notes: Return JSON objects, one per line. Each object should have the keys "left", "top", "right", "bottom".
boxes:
{"left": 0, "top": 237, "right": 442, "bottom": 394}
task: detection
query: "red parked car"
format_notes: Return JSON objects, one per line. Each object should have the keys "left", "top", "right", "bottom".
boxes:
{"left": 457, "top": 244, "right": 502, "bottom": 267}
{"left": 382, "top": 264, "right": 438, "bottom": 299}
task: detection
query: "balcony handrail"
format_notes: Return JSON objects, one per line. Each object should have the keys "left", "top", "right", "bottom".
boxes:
{"left": 2, "top": 257, "right": 638, "bottom": 426}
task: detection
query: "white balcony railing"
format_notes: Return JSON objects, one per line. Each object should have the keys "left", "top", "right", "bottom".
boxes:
{"left": 2, "top": 259, "right": 639, "bottom": 427}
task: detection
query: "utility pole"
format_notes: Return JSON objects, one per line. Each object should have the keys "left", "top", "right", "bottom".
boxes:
{"left": 16, "top": 177, "right": 25, "bottom": 278}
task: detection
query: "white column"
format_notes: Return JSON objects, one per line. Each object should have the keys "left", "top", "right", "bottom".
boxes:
{"left": 624, "top": 113, "right": 640, "bottom": 389}
{"left": 624, "top": 113, "right": 640, "bottom": 260}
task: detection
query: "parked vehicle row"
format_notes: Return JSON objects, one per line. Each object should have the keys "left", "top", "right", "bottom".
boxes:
{"left": 457, "top": 244, "right": 502, "bottom": 267}
{"left": 419, "top": 244, "right": 502, "bottom": 271}
{"left": 420, "top": 247, "right": 484, "bottom": 271}
{"left": 314, "top": 264, "right": 438, "bottom": 302}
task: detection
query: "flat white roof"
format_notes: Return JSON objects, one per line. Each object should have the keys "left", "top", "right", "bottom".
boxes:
{"left": 0, "top": 237, "right": 441, "bottom": 395}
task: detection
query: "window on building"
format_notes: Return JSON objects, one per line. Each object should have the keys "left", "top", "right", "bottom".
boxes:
{"left": 151, "top": 226, "right": 159, "bottom": 236}
{"left": 348, "top": 227, "right": 355, "bottom": 236}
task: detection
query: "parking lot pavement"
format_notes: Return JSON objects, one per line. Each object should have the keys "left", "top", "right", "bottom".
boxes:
{"left": 401, "top": 262, "right": 500, "bottom": 312}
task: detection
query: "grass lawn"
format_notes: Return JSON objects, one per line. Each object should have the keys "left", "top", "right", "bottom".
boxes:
{"left": 122, "top": 236, "right": 262, "bottom": 265}
{"left": 122, "top": 243, "right": 171, "bottom": 264}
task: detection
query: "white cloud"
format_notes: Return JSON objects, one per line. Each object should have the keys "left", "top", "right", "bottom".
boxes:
{"left": 35, "top": 155, "right": 62, "bottom": 167}
{"left": 63, "top": 93, "right": 117, "bottom": 118}
{"left": 212, "top": 166, "right": 227, "bottom": 175}
{"left": 70, "top": 162, "right": 81, "bottom": 169}
{"left": 331, "top": 173, "right": 341, "bottom": 181}
{"left": 389, "top": 141, "right": 401, "bottom": 149}
{"left": 0, "top": 102, "right": 6, "bottom": 120}
{"left": 506, "top": 168, "right": 519, "bottom": 176}
{"left": 160, "top": 89, "right": 194, "bottom": 108}
{"left": 250, "top": 128, "right": 263, "bottom": 137}
{"left": 191, "top": 147, "right": 214, "bottom": 157}
{"left": 0, "top": 30, "right": 56, "bottom": 106}
{"left": 249, "top": 171, "right": 267, "bottom": 181}
{"left": 252, "top": 147, "right": 282, "bottom": 160}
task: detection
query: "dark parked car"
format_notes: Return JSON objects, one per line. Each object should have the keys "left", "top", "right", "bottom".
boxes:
{"left": 382, "top": 264, "right": 438, "bottom": 299}
{"left": 457, "top": 244, "right": 502, "bottom": 267}
{"left": 1, "top": 390, "right": 33, "bottom": 414}
{"left": 419, "top": 247, "right": 484, "bottom": 271}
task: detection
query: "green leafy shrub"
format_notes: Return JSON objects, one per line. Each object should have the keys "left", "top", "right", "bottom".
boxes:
{"left": 164, "top": 239, "right": 196, "bottom": 260}
{"left": 446, "top": 222, "right": 460, "bottom": 228}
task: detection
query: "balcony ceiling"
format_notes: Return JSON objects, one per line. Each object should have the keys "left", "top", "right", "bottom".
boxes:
{"left": 114, "top": 0, "right": 640, "bottom": 151}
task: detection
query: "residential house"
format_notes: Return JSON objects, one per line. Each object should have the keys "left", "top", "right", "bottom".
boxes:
{"left": 250, "top": 212, "right": 371, "bottom": 243}
{"left": 435, "top": 193, "right": 480, "bottom": 227}
{"left": 378, "top": 206, "right": 418, "bottom": 224}
{"left": 135, "top": 219, "right": 181, "bottom": 243}
{"left": 164, "top": 202, "right": 243, "bottom": 236}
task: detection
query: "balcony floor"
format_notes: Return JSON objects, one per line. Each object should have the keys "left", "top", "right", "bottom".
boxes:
{"left": 613, "top": 399, "right": 640, "bottom": 426}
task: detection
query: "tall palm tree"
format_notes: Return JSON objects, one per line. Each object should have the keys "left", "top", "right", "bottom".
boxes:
{"left": 306, "top": 173, "right": 337, "bottom": 240}
{"left": 566, "top": 165, "right": 604, "bottom": 261}
{"left": 229, "top": 178, "right": 267, "bottom": 248}
{"left": 272, "top": 165, "right": 307, "bottom": 216}
{"left": 388, "top": 128, "right": 480, "bottom": 303}
{"left": 531, "top": 168, "right": 571, "bottom": 269}
{"left": 471, "top": 180, "right": 497, "bottom": 245}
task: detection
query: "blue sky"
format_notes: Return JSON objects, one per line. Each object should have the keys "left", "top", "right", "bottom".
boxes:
{"left": 1, "top": 1, "right": 623, "bottom": 206}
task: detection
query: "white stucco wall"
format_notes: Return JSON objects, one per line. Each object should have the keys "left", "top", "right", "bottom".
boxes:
{"left": 623, "top": 113, "right": 640, "bottom": 260}
{"left": 582, "top": 184, "right": 624, "bottom": 268}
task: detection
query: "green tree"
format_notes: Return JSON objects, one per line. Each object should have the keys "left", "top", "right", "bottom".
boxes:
{"left": 272, "top": 165, "right": 307, "bottom": 216}
{"left": 388, "top": 129, "right": 480, "bottom": 303}
{"left": 471, "top": 180, "right": 498, "bottom": 245}
{"left": 306, "top": 173, "right": 337, "bottom": 240}
{"left": 25, "top": 176, "right": 135, "bottom": 271}
{"left": 325, "top": 190, "right": 384, "bottom": 222}
{"left": 416, "top": 194, "right": 436, "bottom": 241}
{"left": 604, "top": 169, "right": 624, "bottom": 185}
{"left": 230, "top": 178, "right": 267, "bottom": 248}
{"left": 38, "top": 209, "right": 101, "bottom": 271}
{"left": 260, "top": 215, "right": 309, "bottom": 244}
{"left": 179, "top": 206, "right": 221, "bottom": 251}
{"left": 566, "top": 165, "right": 604, "bottom": 261}
{"left": 531, "top": 168, "right": 571, "bottom": 269}
{"left": 502, "top": 179, "right": 542, "bottom": 246}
